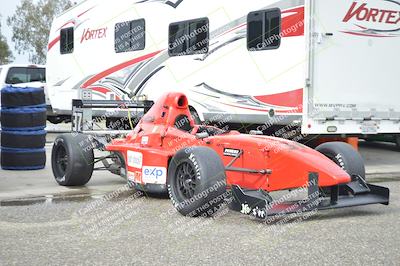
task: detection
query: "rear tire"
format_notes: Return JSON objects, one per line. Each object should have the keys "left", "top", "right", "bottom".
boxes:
{"left": 167, "top": 147, "right": 227, "bottom": 217}
{"left": 51, "top": 133, "right": 94, "bottom": 186}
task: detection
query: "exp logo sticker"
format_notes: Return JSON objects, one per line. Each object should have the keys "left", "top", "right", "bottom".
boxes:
{"left": 142, "top": 166, "right": 167, "bottom": 184}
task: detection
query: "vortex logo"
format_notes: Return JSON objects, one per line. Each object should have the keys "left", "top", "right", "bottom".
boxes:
{"left": 342, "top": 0, "right": 400, "bottom": 37}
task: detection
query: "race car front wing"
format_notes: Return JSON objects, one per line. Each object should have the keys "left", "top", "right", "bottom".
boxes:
{"left": 230, "top": 173, "right": 390, "bottom": 219}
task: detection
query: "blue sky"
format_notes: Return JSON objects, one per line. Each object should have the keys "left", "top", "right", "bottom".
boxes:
{"left": 0, "top": 0, "right": 29, "bottom": 64}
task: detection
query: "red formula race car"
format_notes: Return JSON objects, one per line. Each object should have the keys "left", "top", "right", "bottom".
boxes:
{"left": 51, "top": 93, "right": 389, "bottom": 219}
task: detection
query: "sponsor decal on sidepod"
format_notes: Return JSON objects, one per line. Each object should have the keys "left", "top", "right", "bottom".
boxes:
{"left": 127, "top": 151, "right": 143, "bottom": 169}
{"left": 142, "top": 166, "right": 167, "bottom": 184}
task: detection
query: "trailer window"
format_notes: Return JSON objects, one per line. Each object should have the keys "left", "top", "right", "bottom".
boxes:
{"left": 5, "top": 67, "right": 46, "bottom": 85}
{"left": 115, "top": 19, "right": 145, "bottom": 53}
{"left": 60, "top": 27, "right": 74, "bottom": 54}
{"left": 247, "top": 8, "right": 281, "bottom": 51}
{"left": 169, "top": 18, "right": 209, "bottom": 57}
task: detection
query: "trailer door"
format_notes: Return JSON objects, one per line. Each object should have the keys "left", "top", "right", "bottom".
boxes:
{"left": 303, "top": 0, "right": 400, "bottom": 135}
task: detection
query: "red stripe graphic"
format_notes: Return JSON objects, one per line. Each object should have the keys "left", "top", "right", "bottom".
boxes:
{"left": 91, "top": 87, "right": 110, "bottom": 94}
{"left": 217, "top": 23, "right": 247, "bottom": 38}
{"left": 216, "top": 6, "right": 305, "bottom": 39}
{"left": 48, "top": 36, "right": 61, "bottom": 51}
{"left": 220, "top": 102, "right": 302, "bottom": 114}
{"left": 254, "top": 88, "right": 303, "bottom": 108}
{"left": 78, "top": 6, "right": 96, "bottom": 17}
{"left": 57, "top": 21, "right": 75, "bottom": 31}
{"left": 341, "top": 31, "right": 395, "bottom": 38}
{"left": 48, "top": 6, "right": 95, "bottom": 51}
{"left": 216, "top": 88, "right": 304, "bottom": 114}
{"left": 281, "top": 6, "right": 304, "bottom": 38}
{"left": 354, "top": 24, "right": 367, "bottom": 30}
{"left": 81, "top": 50, "right": 163, "bottom": 88}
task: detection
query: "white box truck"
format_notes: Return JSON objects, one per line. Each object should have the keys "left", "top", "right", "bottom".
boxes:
{"left": 46, "top": 0, "right": 400, "bottom": 136}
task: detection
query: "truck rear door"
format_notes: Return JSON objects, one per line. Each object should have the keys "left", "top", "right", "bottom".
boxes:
{"left": 303, "top": 0, "right": 400, "bottom": 135}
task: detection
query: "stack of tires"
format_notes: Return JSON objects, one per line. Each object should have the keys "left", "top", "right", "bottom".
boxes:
{"left": 1, "top": 86, "right": 47, "bottom": 170}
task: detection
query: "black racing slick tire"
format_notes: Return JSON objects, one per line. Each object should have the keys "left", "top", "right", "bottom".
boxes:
{"left": 1, "top": 148, "right": 46, "bottom": 170}
{"left": 167, "top": 147, "right": 227, "bottom": 217}
{"left": 51, "top": 134, "right": 94, "bottom": 186}
{"left": 316, "top": 142, "right": 366, "bottom": 179}
{"left": 1, "top": 107, "right": 46, "bottom": 131}
{"left": 1, "top": 130, "right": 46, "bottom": 149}
{"left": 1, "top": 86, "right": 46, "bottom": 108}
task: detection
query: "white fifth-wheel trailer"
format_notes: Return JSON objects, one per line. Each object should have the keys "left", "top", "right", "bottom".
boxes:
{"left": 46, "top": 0, "right": 400, "bottom": 135}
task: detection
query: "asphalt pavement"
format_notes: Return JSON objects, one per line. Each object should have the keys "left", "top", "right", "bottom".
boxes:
{"left": 0, "top": 134, "right": 399, "bottom": 265}
{"left": 0, "top": 181, "right": 398, "bottom": 265}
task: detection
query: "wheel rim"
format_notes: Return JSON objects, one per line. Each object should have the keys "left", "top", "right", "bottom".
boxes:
{"left": 55, "top": 145, "right": 68, "bottom": 177}
{"left": 175, "top": 162, "right": 197, "bottom": 199}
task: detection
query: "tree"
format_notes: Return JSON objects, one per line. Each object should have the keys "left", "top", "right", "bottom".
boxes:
{"left": 7, "top": 0, "right": 73, "bottom": 64}
{"left": 0, "top": 17, "right": 14, "bottom": 64}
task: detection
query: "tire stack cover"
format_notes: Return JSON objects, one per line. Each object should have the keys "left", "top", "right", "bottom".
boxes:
{"left": 1, "top": 107, "right": 47, "bottom": 131}
{"left": 1, "top": 86, "right": 46, "bottom": 108}
{"left": 1, "top": 148, "right": 46, "bottom": 170}
{"left": 1, "top": 86, "right": 47, "bottom": 170}
{"left": 1, "top": 130, "right": 46, "bottom": 149}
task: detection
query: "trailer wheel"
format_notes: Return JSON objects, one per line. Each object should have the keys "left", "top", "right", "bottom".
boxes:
{"left": 168, "top": 147, "right": 227, "bottom": 217}
{"left": 47, "top": 115, "right": 69, "bottom": 124}
{"left": 316, "top": 142, "right": 366, "bottom": 178}
{"left": 51, "top": 134, "right": 94, "bottom": 186}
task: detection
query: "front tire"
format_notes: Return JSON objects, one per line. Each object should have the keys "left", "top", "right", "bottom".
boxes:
{"left": 316, "top": 141, "right": 365, "bottom": 179}
{"left": 316, "top": 142, "right": 365, "bottom": 197}
{"left": 51, "top": 133, "right": 94, "bottom": 186}
{"left": 167, "top": 147, "right": 227, "bottom": 217}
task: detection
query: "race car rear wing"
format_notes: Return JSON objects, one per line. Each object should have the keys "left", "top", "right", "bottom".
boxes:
{"left": 71, "top": 99, "right": 153, "bottom": 135}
